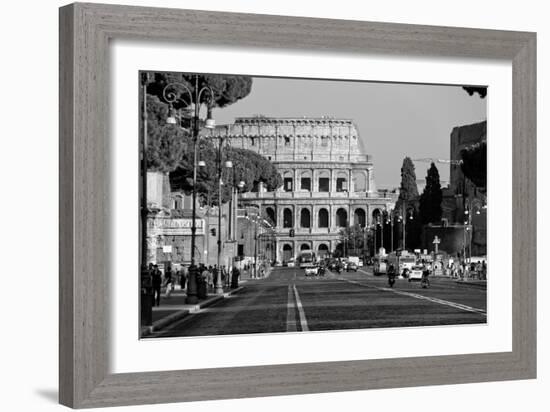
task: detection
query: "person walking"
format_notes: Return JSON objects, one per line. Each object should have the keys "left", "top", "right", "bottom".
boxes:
{"left": 151, "top": 264, "right": 162, "bottom": 306}
{"left": 231, "top": 266, "right": 240, "bottom": 288}
{"left": 177, "top": 265, "right": 187, "bottom": 292}
{"left": 163, "top": 266, "right": 173, "bottom": 298}
{"left": 200, "top": 265, "right": 210, "bottom": 298}
{"left": 212, "top": 265, "right": 219, "bottom": 291}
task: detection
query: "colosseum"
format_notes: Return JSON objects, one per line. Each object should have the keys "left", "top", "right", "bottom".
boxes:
{"left": 209, "top": 116, "right": 395, "bottom": 264}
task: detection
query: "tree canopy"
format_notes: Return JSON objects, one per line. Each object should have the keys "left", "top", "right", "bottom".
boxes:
{"left": 142, "top": 72, "right": 280, "bottom": 206}
{"left": 395, "top": 157, "right": 421, "bottom": 250}
{"left": 169, "top": 143, "right": 282, "bottom": 206}
{"left": 395, "top": 157, "right": 419, "bottom": 212}
{"left": 145, "top": 72, "right": 253, "bottom": 110}
{"left": 462, "top": 86, "right": 487, "bottom": 98}
{"left": 419, "top": 163, "right": 443, "bottom": 224}
{"left": 145, "top": 94, "right": 188, "bottom": 173}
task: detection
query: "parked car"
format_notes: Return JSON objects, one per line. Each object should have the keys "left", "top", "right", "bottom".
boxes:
{"left": 287, "top": 259, "right": 295, "bottom": 268}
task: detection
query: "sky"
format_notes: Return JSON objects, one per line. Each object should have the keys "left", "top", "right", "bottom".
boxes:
{"left": 212, "top": 77, "right": 486, "bottom": 189}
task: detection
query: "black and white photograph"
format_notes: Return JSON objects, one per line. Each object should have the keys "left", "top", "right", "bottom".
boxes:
{"left": 139, "top": 71, "right": 488, "bottom": 338}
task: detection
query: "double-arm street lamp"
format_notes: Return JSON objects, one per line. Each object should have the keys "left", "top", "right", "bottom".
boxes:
{"left": 215, "top": 129, "right": 233, "bottom": 294}
{"left": 163, "top": 76, "right": 216, "bottom": 304}
{"left": 386, "top": 208, "right": 397, "bottom": 253}
{"left": 398, "top": 202, "right": 415, "bottom": 251}
{"left": 463, "top": 198, "right": 486, "bottom": 264}
{"left": 245, "top": 213, "right": 274, "bottom": 278}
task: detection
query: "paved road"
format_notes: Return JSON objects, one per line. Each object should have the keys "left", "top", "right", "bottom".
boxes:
{"left": 154, "top": 266, "right": 486, "bottom": 338}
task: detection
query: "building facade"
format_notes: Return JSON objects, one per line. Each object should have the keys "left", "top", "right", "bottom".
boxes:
{"left": 145, "top": 172, "right": 233, "bottom": 270}
{"left": 210, "top": 116, "right": 395, "bottom": 264}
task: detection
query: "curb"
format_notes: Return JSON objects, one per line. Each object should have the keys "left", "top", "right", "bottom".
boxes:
{"left": 141, "top": 286, "right": 245, "bottom": 337}
{"left": 455, "top": 280, "right": 487, "bottom": 289}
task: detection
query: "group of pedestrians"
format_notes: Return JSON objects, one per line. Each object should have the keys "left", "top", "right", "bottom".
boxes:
{"left": 449, "top": 260, "right": 487, "bottom": 280}
{"left": 146, "top": 262, "right": 244, "bottom": 307}
{"left": 198, "top": 264, "right": 231, "bottom": 291}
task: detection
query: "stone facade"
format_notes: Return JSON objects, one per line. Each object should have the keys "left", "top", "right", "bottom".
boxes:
{"left": 209, "top": 116, "right": 395, "bottom": 264}
{"left": 441, "top": 120, "right": 487, "bottom": 256}
{"left": 145, "top": 172, "right": 233, "bottom": 269}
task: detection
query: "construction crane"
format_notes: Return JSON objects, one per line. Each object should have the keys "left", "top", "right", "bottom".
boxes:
{"left": 413, "top": 158, "right": 462, "bottom": 165}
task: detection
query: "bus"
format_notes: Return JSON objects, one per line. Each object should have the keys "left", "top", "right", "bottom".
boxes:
{"left": 373, "top": 255, "right": 387, "bottom": 276}
{"left": 298, "top": 250, "right": 318, "bottom": 276}
{"left": 386, "top": 251, "right": 416, "bottom": 276}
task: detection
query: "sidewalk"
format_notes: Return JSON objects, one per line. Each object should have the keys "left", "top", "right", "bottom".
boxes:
{"left": 141, "top": 283, "right": 246, "bottom": 337}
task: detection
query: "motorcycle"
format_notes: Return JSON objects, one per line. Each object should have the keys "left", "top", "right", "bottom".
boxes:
{"left": 420, "top": 272, "right": 430, "bottom": 288}
{"left": 387, "top": 266, "right": 396, "bottom": 288}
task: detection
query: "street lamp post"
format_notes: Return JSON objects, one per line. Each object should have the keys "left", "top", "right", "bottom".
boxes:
{"left": 388, "top": 209, "right": 394, "bottom": 253}
{"left": 372, "top": 224, "right": 377, "bottom": 257}
{"left": 402, "top": 202, "right": 406, "bottom": 250}
{"left": 163, "top": 76, "right": 216, "bottom": 304}
{"left": 140, "top": 72, "right": 153, "bottom": 328}
{"left": 215, "top": 131, "right": 232, "bottom": 295}
{"left": 380, "top": 209, "right": 386, "bottom": 253}
{"left": 463, "top": 199, "right": 484, "bottom": 264}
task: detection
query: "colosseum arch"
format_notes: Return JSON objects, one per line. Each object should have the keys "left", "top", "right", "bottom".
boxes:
{"left": 318, "top": 208, "right": 329, "bottom": 228}
{"left": 353, "top": 171, "right": 367, "bottom": 192}
{"left": 300, "top": 170, "right": 312, "bottom": 191}
{"left": 317, "top": 170, "right": 330, "bottom": 192}
{"left": 282, "top": 170, "right": 294, "bottom": 192}
{"left": 317, "top": 243, "right": 329, "bottom": 258}
{"left": 354, "top": 208, "right": 366, "bottom": 228}
{"left": 283, "top": 207, "right": 293, "bottom": 228}
{"left": 335, "top": 171, "right": 348, "bottom": 192}
{"left": 300, "top": 242, "right": 312, "bottom": 251}
{"left": 300, "top": 208, "right": 311, "bottom": 228}
{"left": 265, "top": 206, "right": 276, "bottom": 227}
{"left": 336, "top": 208, "right": 348, "bottom": 227}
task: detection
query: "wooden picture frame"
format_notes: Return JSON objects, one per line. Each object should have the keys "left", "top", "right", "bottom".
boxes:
{"left": 59, "top": 2, "right": 536, "bottom": 408}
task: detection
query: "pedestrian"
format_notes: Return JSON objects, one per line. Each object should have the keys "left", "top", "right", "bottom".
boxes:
{"left": 164, "top": 266, "right": 173, "bottom": 298}
{"left": 207, "top": 266, "right": 214, "bottom": 290}
{"left": 475, "top": 261, "right": 482, "bottom": 280}
{"left": 464, "top": 263, "right": 470, "bottom": 279}
{"left": 151, "top": 264, "right": 162, "bottom": 306}
{"left": 177, "top": 265, "right": 187, "bottom": 292}
{"left": 421, "top": 264, "right": 430, "bottom": 288}
{"left": 221, "top": 265, "right": 227, "bottom": 286}
{"left": 212, "top": 265, "right": 219, "bottom": 290}
{"left": 201, "top": 265, "right": 210, "bottom": 290}
{"left": 231, "top": 266, "right": 240, "bottom": 288}
{"left": 450, "top": 262, "right": 457, "bottom": 278}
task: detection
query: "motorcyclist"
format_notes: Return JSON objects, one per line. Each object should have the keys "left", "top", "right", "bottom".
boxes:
{"left": 421, "top": 264, "right": 431, "bottom": 288}
{"left": 387, "top": 264, "right": 396, "bottom": 288}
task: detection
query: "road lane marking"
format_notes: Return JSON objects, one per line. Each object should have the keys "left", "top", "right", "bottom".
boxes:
{"left": 344, "top": 279, "right": 487, "bottom": 317}
{"left": 286, "top": 284, "right": 298, "bottom": 332}
{"left": 293, "top": 285, "right": 309, "bottom": 332}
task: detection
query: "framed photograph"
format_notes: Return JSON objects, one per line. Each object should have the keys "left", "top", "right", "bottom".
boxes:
{"left": 59, "top": 3, "right": 536, "bottom": 408}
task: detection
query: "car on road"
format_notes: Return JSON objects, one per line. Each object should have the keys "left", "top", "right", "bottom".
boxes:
{"left": 287, "top": 259, "right": 295, "bottom": 267}
{"left": 408, "top": 265, "right": 424, "bottom": 281}
{"left": 304, "top": 265, "right": 318, "bottom": 276}
{"left": 347, "top": 262, "right": 358, "bottom": 272}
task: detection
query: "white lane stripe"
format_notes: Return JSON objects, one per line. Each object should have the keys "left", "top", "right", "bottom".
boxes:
{"left": 293, "top": 284, "right": 309, "bottom": 332}
{"left": 286, "top": 284, "right": 297, "bottom": 332}
{"left": 345, "top": 279, "right": 487, "bottom": 316}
